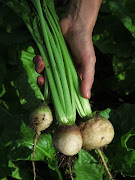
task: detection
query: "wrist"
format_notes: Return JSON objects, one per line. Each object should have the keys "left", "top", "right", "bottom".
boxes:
{"left": 65, "top": 0, "right": 102, "bottom": 33}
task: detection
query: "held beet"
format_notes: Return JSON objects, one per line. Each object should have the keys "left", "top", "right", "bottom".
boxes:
{"left": 30, "top": 102, "right": 53, "bottom": 134}
{"left": 53, "top": 125, "right": 83, "bottom": 156}
{"left": 30, "top": 102, "right": 53, "bottom": 180}
{"left": 80, "top": 115, "right": 114, "bottom": 150}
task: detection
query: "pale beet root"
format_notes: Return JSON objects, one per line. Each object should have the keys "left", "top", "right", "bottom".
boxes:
{"left": 30, "top": 102, "right": 53, "bottom": 134}
{"left": 53, "top": 125, "right": 83, "bottom": 156}
{"left": 80, "top": 115, "right": 114, "bottom": 150}
{"left": 30, "top": 102, "right": 53, "bottom": 180}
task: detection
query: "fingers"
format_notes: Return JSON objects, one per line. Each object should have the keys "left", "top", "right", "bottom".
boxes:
{"left": 80, "top": 50, "right": 96, "bottom": 99}
{"left": 37, "top": 76, "right": 45, "bottom": 91}
{"left": 33, "top": 55, "right": 45, "bottom": 90}
{"left": 33, "top": 55, "right": 45, "bottom": 73}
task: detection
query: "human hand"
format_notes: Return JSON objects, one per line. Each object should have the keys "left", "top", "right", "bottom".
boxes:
{"left": 34, "top": 0, "right": 102, "bottom": 99}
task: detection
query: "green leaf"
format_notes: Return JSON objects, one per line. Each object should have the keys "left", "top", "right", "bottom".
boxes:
{"left": 120, "top": 130, "right": 135, "bottom": 177}
{"left": 109, "top": 0, "right": 135, "bottom": 38}
{"left": 1, "top": 178, "right": 8, "bottom": 180}
{"left": 10, "top": 121, "right": 62, "bottom": 177}
{"left": 93, "top": 0, "right": 135, "bottom": 95}
{"left": 0, "top": 106, "right": 22, "bottom": 179}
{"left": 20, "top": 46, "right": 44, "bottom": 101}
{"left": 0, "top": 3, "right": 24, "bottom": 32}
{"left": 105, "top": 104, "right": 135, "bottom": 177}
{"left": 14, "top": 45, "right": 44, "bottom": 111}
{"left": 74, "top": 149, "right": 104, "bottom": 180}
{"left": 0, "top": 55, "right": 6, "bottom": 93}
{"left": 8, "top": 161, "right": 21, "bottom": 179}
{"left": 93, "top": 15, "right": 134, "bottom": 58}
{"left": 112, "top": 55, "right": 135, "bottom": 94}
{"left": 121, "top": 129, "right": 135, "bottom": 151}
{"left": 21, "top": 46, "right": 44, "bottom": 100}
{"left": 11, "top": 122, "right": 55, "bottom": 161}
{"left": 99, "top": 108, "right": 111, "bottom": 119}
{"left": 110, "top": 103, "right": 135, "bottom": 133}
{"left": 20, "top": 122, "right": 62, "bottom": 178}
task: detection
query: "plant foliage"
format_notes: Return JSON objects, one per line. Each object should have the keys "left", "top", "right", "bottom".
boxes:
{"left": 0, "top": 0, "right": 135, "bottom": 179}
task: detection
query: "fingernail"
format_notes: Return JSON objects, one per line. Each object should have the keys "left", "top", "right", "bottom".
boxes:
{"left": 87, "top": 90, "right": 90, "bottom": 99}
{"left": 79, "top": 73, "right": 82, "bottom": 80}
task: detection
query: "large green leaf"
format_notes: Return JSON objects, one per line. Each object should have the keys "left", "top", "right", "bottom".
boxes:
{"left": 74, "top": 149, "right": 104, "bottom": 180}
{"left": 93, "top": 0, "right": 135, "bottom": 94}
{"left": 0, "top": 44, "right": 44, "bottom": 113}
{"left": 105, "top": 104, "right": 135, "bottom": 177}
{"left": 93, "top": 14, "right": 134, "bottom": 58}
{"left": 11, "top": 121, "right": 62, "bottom": 179}
{"left": 109, "top": 0, "right": 135, "bottom": 38}
{"left": 11, "top": 122, "right": 57, "bottom": 167}
{"left": 14, "top": 45, "right": 44, "bottom": 111}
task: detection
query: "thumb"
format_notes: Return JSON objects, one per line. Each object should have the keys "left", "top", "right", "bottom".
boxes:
{"left": 81, "top": 50, "right": 96, "bottom": 99}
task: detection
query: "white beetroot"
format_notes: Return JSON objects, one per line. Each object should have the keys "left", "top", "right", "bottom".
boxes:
{"left": 30, "top": 102, "right": 53, "bottom": 180}
{"left": 79, "top": 115, "right": 115, "bottom": 180}
{"left": 53, "top": 124, "right": 83, "bottom": 156}
{"left": 80, "top": 115, "right": 114, "bottom": 150}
